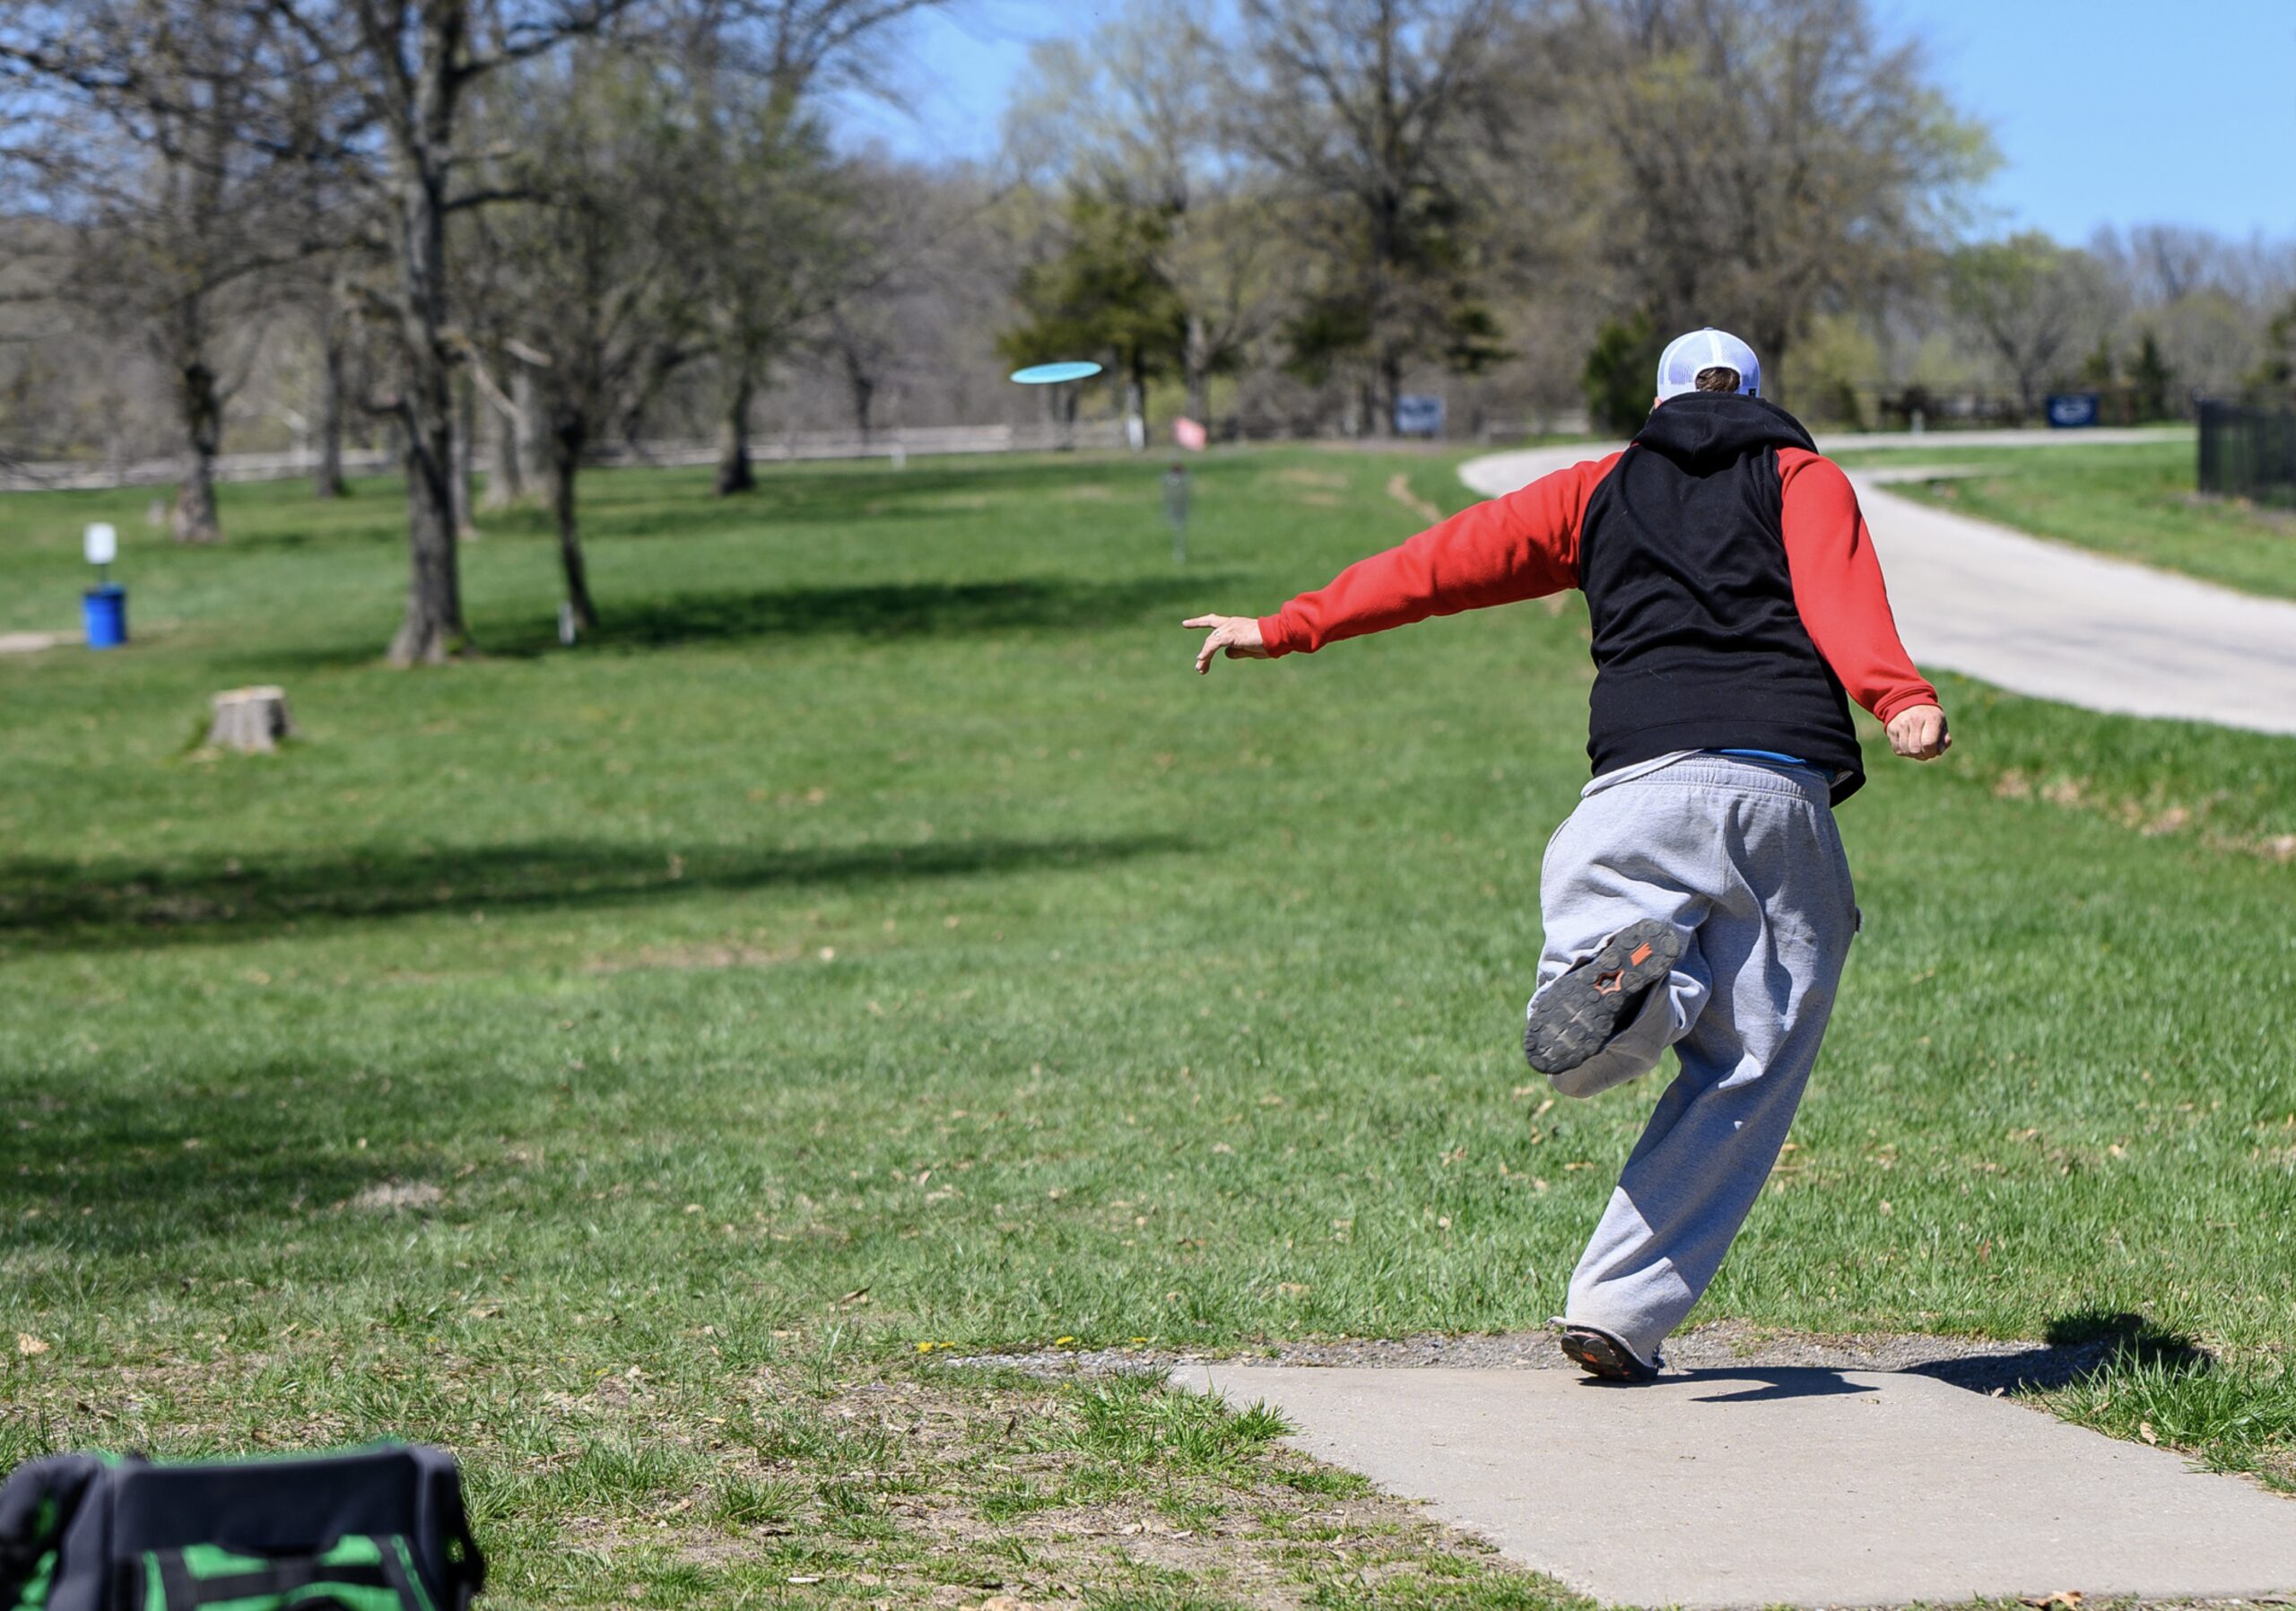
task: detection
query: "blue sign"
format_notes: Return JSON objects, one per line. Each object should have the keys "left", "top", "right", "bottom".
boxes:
{"left": 2046, "top": 393, "right": 2100, "bottom": 429}
{"left": 1395, "top": 394, "right": 1446, "bottom": 436}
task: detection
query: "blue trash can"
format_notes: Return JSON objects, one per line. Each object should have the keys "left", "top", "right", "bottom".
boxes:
{"left": 83, "top": 584, "right": 127, "bottom": 649}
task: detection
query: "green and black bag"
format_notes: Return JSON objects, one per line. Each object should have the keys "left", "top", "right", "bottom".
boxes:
{"left": 0, "top": 1441, "right": 483, "bottom": 1611}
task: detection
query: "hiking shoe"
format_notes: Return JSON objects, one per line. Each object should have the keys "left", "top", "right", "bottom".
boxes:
{"left": 1557, "top": 1323, "right": 1664, "bottom": 1382}
{"left": 1524, "top": 919, "right": 1683, "bottom": 1075}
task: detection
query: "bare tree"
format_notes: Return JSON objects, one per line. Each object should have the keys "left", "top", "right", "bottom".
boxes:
{"left": 1948, "top": 232, "right": 2114, "bottom": 420}
{"left": 263, "top": 0, "right": 639, "bottom": 664}
{"left": 672, "top": 0, "right": 944, "bottom": 492}
{"left": 679, "top": 77, "right": 839, "bottom": 493}
{"left": 1212, "top": 0, "right": 1517, "bottom": 434}
{"left": 0, "top": 0, "right": 329, "bottom": 541}
{"left": 469, "top": 45, "right": 699, "bottom": 628}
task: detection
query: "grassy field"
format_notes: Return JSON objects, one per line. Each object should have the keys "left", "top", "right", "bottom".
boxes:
{"left": 3, "top": 448, "right": 2293, "bottom": 1607}
{"left": 1835, "top": 435, "right": 2296, "bottom": 599}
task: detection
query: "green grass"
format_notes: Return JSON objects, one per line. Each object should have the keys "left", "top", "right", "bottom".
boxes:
{"left": 1835, "top": 436, "right": 2296, "bottom": 600}
{"left": 2, "top": 448, "right": 2293, "bottom": 1603}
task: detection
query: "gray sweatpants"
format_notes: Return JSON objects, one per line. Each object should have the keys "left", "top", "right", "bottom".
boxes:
{"left": 1530, "top": 753, "right": 1857, "bottom": 1366}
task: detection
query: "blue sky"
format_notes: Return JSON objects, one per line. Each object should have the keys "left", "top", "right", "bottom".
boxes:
{"left": 838, "top": 0, "right": 2296, "bottom": 242}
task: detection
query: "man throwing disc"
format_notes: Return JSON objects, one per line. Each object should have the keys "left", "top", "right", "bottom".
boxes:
{"left": 1184, "top": 329, "right": 1949, "bottom": 1380}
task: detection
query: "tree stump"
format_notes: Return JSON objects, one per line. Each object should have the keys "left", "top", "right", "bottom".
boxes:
{"left": 206, "top": 686, "right": 296, "bottom": 753}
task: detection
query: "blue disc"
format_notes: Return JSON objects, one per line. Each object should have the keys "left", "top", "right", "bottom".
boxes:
{"left": 1009, "top": 361, "right": 1104, "bottom": 385}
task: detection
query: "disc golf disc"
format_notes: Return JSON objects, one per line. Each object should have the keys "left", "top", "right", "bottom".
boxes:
{"left": 1009, "top": 361, "right": 1103, "bottom": 385}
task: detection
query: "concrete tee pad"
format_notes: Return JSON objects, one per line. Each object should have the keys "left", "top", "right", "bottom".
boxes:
{"left": 1179, "top": 1363, "right": 2296, "bottom": 1608}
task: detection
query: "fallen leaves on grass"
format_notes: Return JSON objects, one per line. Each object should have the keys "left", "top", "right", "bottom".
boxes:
{"left": 2022, "top": 1591, "right": 2084, "bottom": 1608}
{"left": 15, "top": 1333, "right": 48, "bottom": 1356}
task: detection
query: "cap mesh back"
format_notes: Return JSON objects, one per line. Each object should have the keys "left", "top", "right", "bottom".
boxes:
{"left": 1656, "top": 328, "right": 1761, "bottom": 399}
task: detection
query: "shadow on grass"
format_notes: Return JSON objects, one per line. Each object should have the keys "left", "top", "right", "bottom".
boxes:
{"left": 1909, "top": 1311, "right": 2213, "bottom": 1395}
{"left": 592, "top": 453, "right": 1264, "bottom": 528}
{"left": 0, "top": 831, "right": 1194, "bottom": 955}
{"left": 509, "top": 573, "right": 1239, "bottom": 656}
{"left": 237, "top": 572, "right": 1237, "bottom": 671}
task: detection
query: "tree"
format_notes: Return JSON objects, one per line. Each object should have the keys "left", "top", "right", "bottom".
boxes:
{"left": 2249, "top": 296, "right": 2296, "bottom": 393}
{"left": 1004, "top": 0, "right": 1281, "bottom": 426}
{"left": 674, "top": 0, "right": 945, "bottom": 494}
{"left": 1947, "top": 232, "right": 2112, "bottom": 420}
{"left": 471, "top": 47, "right": 698, "bottom": 629}
{"left": 1550, "top": 0, "right": 1993, "bottom": 396}
{"left": 309, "top": 265, "right": 353, "bottom": 498}
{"left": 999, "top": 189, "right": 1188, "bottom": 431}
{"left": 1582, "top": 312, "right": 1659, "bottom": 434}
{"left": 0, "top": 0, "right": 330, "bottom": 542}
{"left": 2128, "top": 327, "right": 2173, "bottom": 422}
{"left": 265, "top": 0, "right": 640, "bottom": 665}
{"left": 1217, "top": 0, "right": 1517, "bottom": 433}
{"left": 677, "top": 76, "right": 841, "bottom": 493}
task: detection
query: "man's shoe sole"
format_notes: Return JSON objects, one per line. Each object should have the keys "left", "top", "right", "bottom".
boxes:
{"left": 1525, "top": 919, "right": 1683, "bottom": 1075}
{"left": 1558, "top": 1325, "right": 1662, "bottom": 1382}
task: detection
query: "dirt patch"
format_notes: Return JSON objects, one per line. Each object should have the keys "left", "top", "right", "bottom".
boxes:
{"left": 516, "top": 1368, "right": 1557, "bottom": 1608}
{"left": 1989, "top": 770, "right": 2296, "bottom": 862}
{"left": 1384, "top": 473, "right": 1444, "bottom": 524}
{"left": 0, "top": 631, "right": 79, "bottom": 655}
{"left": 347, "top": 1180, "right": 444, "bottom": 1212}
{"left": 580, "top": 940, "right": 804, "bottom": 975}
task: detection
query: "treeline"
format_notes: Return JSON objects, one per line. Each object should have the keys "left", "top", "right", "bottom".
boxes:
{"left": 4, "top": 0, "right": 2293, "bottom": 663}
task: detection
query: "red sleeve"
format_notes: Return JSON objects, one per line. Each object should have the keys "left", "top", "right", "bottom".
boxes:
{"left": 1257, "top": 454, "right": 1618, "bottom": 656}
{"left": 1776, "top": 448, "right": 1939, "bottom": 723}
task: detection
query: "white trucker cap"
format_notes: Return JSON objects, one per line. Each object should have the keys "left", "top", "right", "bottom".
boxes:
{"left": 1656, "top": 327, "right": 1761, "bottom": 400}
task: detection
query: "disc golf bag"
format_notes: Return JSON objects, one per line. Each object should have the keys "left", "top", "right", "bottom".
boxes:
{"left": 0, "top": 1441, "right": 483, "bottom": 1611}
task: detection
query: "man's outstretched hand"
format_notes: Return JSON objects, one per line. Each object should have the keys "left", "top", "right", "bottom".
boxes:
{"left": 1886, "top": 702, "right": 1951, "bottom": 761}
{"left": 1185, "top": 614, "right": 1270, "bottom": 675}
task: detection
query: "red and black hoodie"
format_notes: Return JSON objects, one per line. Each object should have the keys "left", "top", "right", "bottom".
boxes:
{"left": 1256, "top": 394, "right": 1938, "bottom": 804}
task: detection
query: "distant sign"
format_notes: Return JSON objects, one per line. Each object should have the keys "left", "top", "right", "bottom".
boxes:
{"left": 1394, "top": 394, "right": 1446, "bottom": 437}
{"left": 83, "top": 522, "right": 117, "bottom": 566}
{"left": 2046, "top": 393, "right": 2101, "bottom": 429}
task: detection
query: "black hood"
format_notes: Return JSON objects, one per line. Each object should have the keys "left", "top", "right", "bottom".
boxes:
{"left": 1632, "top": 394, "right": 1815, "bottom": 471}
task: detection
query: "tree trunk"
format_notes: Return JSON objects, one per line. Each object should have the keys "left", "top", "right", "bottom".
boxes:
{"left": 451, "top": 372, "right": 477, "bottom": 537}
{"left": 1126, "top": 358, "right": 1148, "bottom": 451}
{"left": 391, "top": 402, "right": 465, "bottom": 665}
{"left": 715, "top": 365, "right": 754, "bottom": 494}
{"left": 1376, "top": 350, "right": 1404, "bottom": 438}
{"left": 170, "top": 359, "right": 224, "bottom": 544}
{"left": 551, "top": 424, "right": 597, "bottom": 631}
{"left": 1184, "top": 312, "right": 1212, "bottom": 424}
{"left": 314, "top": 299, "right": 347, "bottom": 500}
{"left": 381, "top": 5, "right": 469, "bottom": 666}
{"left": 480, "top": 389, "right": 525, "bottom": 509}
{"left": 512, "top": 367, "right": 547, "bottom": 488}
{"left": 848, "top": 364, "right": 875, "bottom": 445}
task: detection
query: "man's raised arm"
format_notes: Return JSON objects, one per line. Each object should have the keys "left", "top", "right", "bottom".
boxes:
{"left": 1186, "top": 454, "right": 1618, "bottom": 674}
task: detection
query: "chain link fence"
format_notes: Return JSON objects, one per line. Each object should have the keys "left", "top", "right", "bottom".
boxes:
{"left": 2196, "top": 398, "right": 2296, "bottom": 507}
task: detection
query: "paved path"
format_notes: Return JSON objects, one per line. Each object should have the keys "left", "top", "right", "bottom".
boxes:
{"left": 1183, "top": 1363, "right": 2296, "bottom": 1608}
{"left": 1459, "top": 443, "right": 2296, "bottom": 738}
